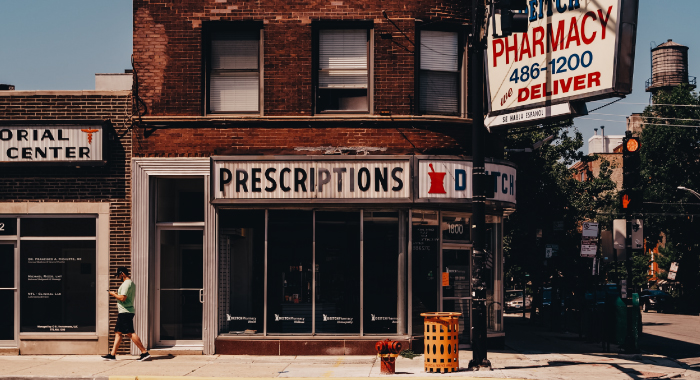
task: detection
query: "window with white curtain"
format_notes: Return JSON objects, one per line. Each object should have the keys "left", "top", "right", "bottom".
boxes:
{"left": 208, "top": 30, "right": 260, "bottom": 113}
{"left": 419, "top": 30, "right": 460, "bottom": 116}
{"left": 317, "top": 29, "right": 369, "bottom": 113}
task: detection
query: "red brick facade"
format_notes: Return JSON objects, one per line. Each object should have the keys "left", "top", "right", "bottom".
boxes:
{"left": 0, "top": 91, "right": 132, "bottom": 354}
{"left": 132, "top": 0, "right": 476, "bottom": 157}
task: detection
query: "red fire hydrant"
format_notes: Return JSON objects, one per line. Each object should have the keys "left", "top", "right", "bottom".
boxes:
{"left": 376, "top": 339, "right": 402, "bottom": 374}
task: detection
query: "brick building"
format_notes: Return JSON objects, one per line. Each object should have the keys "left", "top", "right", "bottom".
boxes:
{"left": 130, "top": 0, "right": 516, "bottom": 356}
{"left": 0, "top": 88, "right": 132, "bottom": 354}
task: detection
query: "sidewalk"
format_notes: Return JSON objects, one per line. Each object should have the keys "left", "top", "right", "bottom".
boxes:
{"left": 0, "top": 316, "right": 697, "bottom": 380}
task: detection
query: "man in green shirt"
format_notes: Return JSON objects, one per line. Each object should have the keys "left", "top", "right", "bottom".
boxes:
{"left": 102, "top": 266, "right": 150, "bottom": 361}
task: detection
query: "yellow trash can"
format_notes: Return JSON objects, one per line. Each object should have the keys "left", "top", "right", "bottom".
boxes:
{"left": 421, "top": 312, "right": 461, "bottom": 373}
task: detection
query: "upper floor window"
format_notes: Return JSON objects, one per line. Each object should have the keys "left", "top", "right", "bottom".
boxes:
{"left": 207, "top": 27, "right": 261, "bottom": 114}
{"left": 419, "top": 30, "right": 461, "bottom": 116}
{"left": 315, "top": 27, "right": 371, "bottom": 113}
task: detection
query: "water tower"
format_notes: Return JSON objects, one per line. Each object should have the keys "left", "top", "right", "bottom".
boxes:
{"left": 646, "top": 39, "right": 696, "bottom": 94}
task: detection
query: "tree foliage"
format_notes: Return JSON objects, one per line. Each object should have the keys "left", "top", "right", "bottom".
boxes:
{"left": 503, "top": 121, "right": 617, "bottom": 295}
{"left": 639, "top": 84, "right": 700, "bottom": 311}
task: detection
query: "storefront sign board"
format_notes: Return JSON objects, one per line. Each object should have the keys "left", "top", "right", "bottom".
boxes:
{"left": 0, "top": 122, "right": 106, "bottom": 164}
{"left": 416, "top": 160, "right": 516, "bottom": 204}
{"left": 485, "top": 0, "right": 639, "bottom": 121}
{"left": 213, "top": 158, "right": 411, "bottom": 201}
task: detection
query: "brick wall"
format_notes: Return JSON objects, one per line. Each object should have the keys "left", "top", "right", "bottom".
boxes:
{"left": 0, "top": 91, "right": 132, "bottom": 354}
{"left": 133, "top": 0, "right": 470, "bottom": 117}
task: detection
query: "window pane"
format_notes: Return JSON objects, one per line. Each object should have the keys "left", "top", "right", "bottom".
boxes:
{"left": 319, "top": 70, "right": 368, "bottom": 89}
{"left": 441, "top": 214, "right": 470, "bottom": 242}
{"left": 0, "top": 218, "right": 17, "bottom": 236}
{"left": 156, "top": 178, "right": 204, "bottom": 223}
{"left": 411, "top": 211, "right": 439, "bottom": 336}
{"left": 420, "top": 71, "right": 459, "bottom": 115}
{"left": 317, "top": 89, "right": 368, "bottom": 112}
{"left": 267, "top": 211, "right": 313, "bottom": 334}
{"left": 364, "top": 212, "right": 399, "bottom": 334}
{"left": 20, "top": 240, "right": 96, "bottom": 333}
{"left": 319, "top": 30, "right": 367, "bottom": 70}
{"left": 0, "top": 290, "right": 13, "bottom": 340}
{"left": 315, "top": 211, "right": 360, "bottom": 334}
{"left": 210, "top": 72, "right": 259, "bottom": 112}
{"left": 420, "top": 31, "right": 458, "bottom": 72}
{"left": 21, "top": 218, "right": 96, "bottom": 237}
{"left": 218, "top": 210, "right": 264, "bottom": 335}
{"left": 211, "top": 31, "right": 259, "bottom": 70}
{"left": 0, "top": 244, "right": 14, "bottom": 288}
{"left": 159, "top": 230, "right": 203, "bottom": 341}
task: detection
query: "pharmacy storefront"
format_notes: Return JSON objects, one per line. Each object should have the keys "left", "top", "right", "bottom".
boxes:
{"left": 131, "top": 156, "right": 516, "bottom": 355}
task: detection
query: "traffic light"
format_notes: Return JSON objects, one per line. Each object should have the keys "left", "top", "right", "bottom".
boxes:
{"left": 622, "top": 130, "right": 641, "bottom": 190}
{"left": 497, "top": 0, "right": 529, "bottom": 36}
{"left": 620, "top": 189, "right": 642, "bottom": 214}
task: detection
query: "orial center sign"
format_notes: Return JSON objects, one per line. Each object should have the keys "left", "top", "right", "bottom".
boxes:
{"left": 486, "top": 0, "right": 639, "bottom": 118}
{"left": 0, "top": 122, "right": 106, "bottom": 164}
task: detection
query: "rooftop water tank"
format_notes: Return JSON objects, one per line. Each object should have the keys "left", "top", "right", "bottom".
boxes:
{"left": 646, "top": 39, "right": 696, "bottom": 92}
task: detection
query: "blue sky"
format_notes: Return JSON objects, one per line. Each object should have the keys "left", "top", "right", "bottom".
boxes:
{"left": 0, "top": 1, "right": 697, "bottom": 152}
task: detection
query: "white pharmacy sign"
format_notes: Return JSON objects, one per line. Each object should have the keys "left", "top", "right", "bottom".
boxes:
{"left": 485, "top": 0, "right": 639, "bottom": 119}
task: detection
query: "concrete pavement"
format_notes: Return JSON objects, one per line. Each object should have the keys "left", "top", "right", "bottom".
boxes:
{"left": 0, "top": 314, "right": 698, "bottom": 379}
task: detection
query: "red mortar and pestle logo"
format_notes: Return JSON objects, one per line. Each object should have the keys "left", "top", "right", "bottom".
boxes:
{"left": 427, "top": 164, "right": 447, "bottom": 194}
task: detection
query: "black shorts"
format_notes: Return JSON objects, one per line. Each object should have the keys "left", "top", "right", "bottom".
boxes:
{"left": 115, "top": 313, "right": 135, "bottom": 334}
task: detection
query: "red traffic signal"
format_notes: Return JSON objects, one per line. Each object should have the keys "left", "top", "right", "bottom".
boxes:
{"left": 624, "top": 136, "right": 640, "bottom": 154}
{"left": 620, "top": 190, "right": 641, "bottom": 214}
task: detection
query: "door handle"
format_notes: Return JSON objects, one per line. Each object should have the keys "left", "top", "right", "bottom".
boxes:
{"left": 199, "top": 289, "right": 204, "bottom": 304}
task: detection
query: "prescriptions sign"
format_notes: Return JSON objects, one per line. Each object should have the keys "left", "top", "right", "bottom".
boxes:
{"left": 486, "top": 0, "right": 639, "bottom": 116}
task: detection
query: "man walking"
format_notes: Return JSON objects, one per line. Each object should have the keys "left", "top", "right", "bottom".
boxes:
{"left": 102, "top": 266, "right": 150, "bottom": 361}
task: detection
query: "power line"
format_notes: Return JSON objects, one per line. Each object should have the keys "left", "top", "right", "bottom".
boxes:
{"left": 588, "top": 101, "right": 700, "bottom": 108}
{"left": 579, "top": 117, "right": 700, "bottom": 128}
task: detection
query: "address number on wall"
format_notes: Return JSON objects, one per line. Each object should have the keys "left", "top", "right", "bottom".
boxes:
{"left": 448, "top": 223, "right": 464, "bottom": 235}
{"left": 0, "top": 223, "right": 4, "bottom": 231}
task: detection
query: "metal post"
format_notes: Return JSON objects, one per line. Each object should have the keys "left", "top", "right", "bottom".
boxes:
{"left": 468, "top": 0, "right": 491, "bottom": 371}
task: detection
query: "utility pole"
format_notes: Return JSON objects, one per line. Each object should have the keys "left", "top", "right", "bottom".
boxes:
{"left": 468, "top": 0, "right": 490, "bottom": 370}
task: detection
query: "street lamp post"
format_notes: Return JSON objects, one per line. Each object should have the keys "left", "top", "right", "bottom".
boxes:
{"left": 678, "top": 186, "right": 700, "bottom": 200}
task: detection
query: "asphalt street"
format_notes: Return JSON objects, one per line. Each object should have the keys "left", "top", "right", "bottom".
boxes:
{"left": 640, "top": 312, "right": 700, "bottom": 369}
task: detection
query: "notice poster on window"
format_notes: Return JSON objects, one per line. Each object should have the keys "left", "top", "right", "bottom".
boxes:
{"left": 20, "top": 242, "right": 96, "bottom": 333}
{"left": 412, "top": 225, "right": 439, "bottom": 255}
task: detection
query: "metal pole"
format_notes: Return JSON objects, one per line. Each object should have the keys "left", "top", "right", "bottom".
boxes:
{"left": 468, "top": 0, "right": 491, "bottom": 371}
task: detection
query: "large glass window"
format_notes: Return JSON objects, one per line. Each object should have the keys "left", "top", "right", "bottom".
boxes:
{"left": 267, "top": 211, "right": 313, "bottom": 334}
{"left": 218, "top": 210, "right": 265, "bottom": 335}
{"left": 364, "top": 212, "right": 399, "bottom": 334}
{"left": 315, "top": 211, "right": 360, "bottom": 334}
{"left": 20, "top": 221, "right": 97, "bottom": 333}
{"left": 0, "top": 244, "right": 15, "bottom": 340}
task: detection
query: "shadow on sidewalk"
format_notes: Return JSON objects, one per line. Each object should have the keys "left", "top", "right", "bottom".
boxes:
{"left": 504, "top": 315, "right": 698, "bottom": 375}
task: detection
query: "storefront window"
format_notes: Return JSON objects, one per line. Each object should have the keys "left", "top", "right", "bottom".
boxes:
{"left": 20, "top": 225, "right": 97, "bottom": 333}
{"left": 411, "top": 210, "right": 439, "bottom": 336}
{"left": 0, "top": 218, "right": 18, "bottom": 236}
{"left": 0, "top": 244, "right": 14, "bottom": 340}
{"left": 267, "top": 210, "right": 313, "bottom": 334}
{"left": 218, "top": 210, "right": 265, "bottom": 335}
{"left": 364, "top": 212, "right": 399, "bottom": 334}
{"left": 157, "top": 178, "right": 204, "bottom": 222}
{"left": 315, "top": 211, "right": 360, "bottom": 334}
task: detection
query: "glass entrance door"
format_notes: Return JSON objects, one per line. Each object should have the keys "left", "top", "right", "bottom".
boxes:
{"left": 156, "top": 228, "right": 204, "bottom": 346}
{"left": 441, "top": 247, "right": 470, "bottom": 343}
{"left": 0, "top": 243, "right": 17, "bottom": 346}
